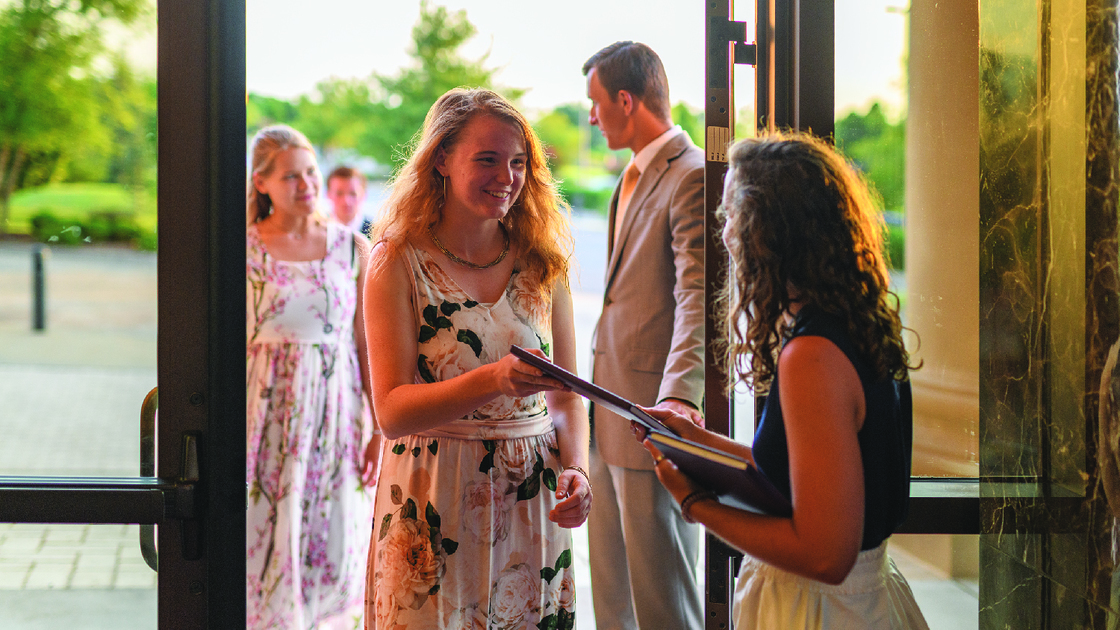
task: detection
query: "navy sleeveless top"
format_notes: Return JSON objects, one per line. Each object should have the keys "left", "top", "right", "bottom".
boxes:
{"left": 752, "top": 305, "right": 912, "bottom": 550}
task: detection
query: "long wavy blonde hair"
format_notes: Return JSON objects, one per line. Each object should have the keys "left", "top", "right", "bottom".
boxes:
{"left": 246, "top": 125, "right": 318, "bottom": 224}
{"left": 718, "top": 131, "right": 917, "bottom": 387}
{"left": 371, "top": 88, "right": 572, "bottom": 292}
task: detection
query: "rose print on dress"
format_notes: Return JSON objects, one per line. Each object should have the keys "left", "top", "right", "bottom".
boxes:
{"left": 487, "top": 563, "right": 542, "bottom": 630}
{"left": 460, "top": 477, "right": 513, "bottom": 545}
{"left": 375, "top": 486, "right": 460, "bottom": 626}
{"left": 537, "top": 550, "right": 577, "bottom": 630}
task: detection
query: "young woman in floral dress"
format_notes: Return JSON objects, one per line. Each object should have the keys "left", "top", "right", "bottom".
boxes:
{"left": 246, "top": 125, "right": 380, "bottom": 629}
{"left": 362, "top": 89, "right": 592, "bottom": 630}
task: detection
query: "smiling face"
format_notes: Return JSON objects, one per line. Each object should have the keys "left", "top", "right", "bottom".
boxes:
{"left": 253, "top": 147, "right": 320, "bottom": 217}
{"left": 436, "top": 114, "right": 527, "bottom": 222}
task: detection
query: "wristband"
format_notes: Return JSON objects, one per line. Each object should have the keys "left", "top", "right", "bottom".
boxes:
{"left": 680, "top": 490, "right": 717, "bottom": 524}
{"left": 563, "top": 465, "right": 592, "bottom": 490}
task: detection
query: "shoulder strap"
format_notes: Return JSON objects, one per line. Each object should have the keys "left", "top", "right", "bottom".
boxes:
{"left": 351, "top": 230, "right": 357, "bottom": 269}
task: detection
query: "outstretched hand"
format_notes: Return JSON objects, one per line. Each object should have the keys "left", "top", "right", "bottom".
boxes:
{"left": 654, "top": 398, "right": 704, "bottom": 428}
{"left": 631, "top": 405, "right": 706, "bottom": 444}
{"left": 492, "top": 349, "right": 567, "bottom": 398}
{"left": 549, "top": 467, "right": 593, "bottom": 528}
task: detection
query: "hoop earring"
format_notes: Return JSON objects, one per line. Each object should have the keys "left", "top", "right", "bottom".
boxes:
{"left": 442, "top": 175, "right": 447, "bottom": 200}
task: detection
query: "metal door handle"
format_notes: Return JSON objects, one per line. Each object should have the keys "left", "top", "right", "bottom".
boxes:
{"left": 139, "top": 387, "right": 158, "bottom": 571}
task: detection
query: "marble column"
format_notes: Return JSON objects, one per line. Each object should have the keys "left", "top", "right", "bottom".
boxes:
{"left": 890, "top": 0, "right": 981, "bottom": 580}
{"left": 905, "top": 0, "right": 980, "bottom": 478}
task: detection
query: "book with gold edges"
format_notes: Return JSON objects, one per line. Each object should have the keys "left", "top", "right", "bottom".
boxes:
{"left": 646, "top": 431, "right": 792, "bottom": 517}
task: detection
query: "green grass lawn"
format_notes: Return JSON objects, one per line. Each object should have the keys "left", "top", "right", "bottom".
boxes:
{"left": 7, "top": 183, "right": 156, "bottom": 234}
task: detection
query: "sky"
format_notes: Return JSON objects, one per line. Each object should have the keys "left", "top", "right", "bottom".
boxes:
{"left": 244, "top": 0, "right": 909, "bottom": 119}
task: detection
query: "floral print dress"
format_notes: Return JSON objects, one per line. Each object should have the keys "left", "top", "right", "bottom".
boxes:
{"left": 246, "top": 222, "right": 376, "bottom": 629}
{"left": 365, "top": 242, "right": 576, "bottom": 630}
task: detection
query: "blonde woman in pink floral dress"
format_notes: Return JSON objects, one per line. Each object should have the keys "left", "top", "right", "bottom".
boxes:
{"left": 246, "top": 125, "right": 380, "bottom": 630}
{"left": 363, "top": 89, "right": 592, "bottom": 630}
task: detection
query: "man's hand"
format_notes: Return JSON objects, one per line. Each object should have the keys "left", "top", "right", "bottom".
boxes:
{"left": 654, "top": 398, "right": 704, "bottom": 428}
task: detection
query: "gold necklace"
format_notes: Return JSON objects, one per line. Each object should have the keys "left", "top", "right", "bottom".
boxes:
{"left": 427, "top": 223, "right": 510, "bottom": 270}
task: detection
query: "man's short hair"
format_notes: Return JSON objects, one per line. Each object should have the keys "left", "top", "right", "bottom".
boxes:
{"left": 327, "top": 165, "right": 367, "bottom": 189}
{"left": 582, "top": 41, "right": 671, "bottom": 122}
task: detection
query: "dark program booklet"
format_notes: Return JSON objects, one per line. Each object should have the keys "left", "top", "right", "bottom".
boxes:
{"left": 509, "top": 345, "right": 793, "bottom": 517}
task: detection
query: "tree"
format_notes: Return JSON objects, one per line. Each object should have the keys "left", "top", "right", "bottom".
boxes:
{"left": 835, "top": 102, "right": 906, "bottom": 211}
{"left": 534, "top": 110, "right": 580, "bottom": 167}
{"left": 244, "top": 3, "right": 523, "bottom": 174}
{"left": 0, "top": 0, "right": 148, "bottom": 231}
{"left": 356, "top": 1, "right": 523, "bottom": 169}
{"left": 247, "top": 93, "right": 299, "bottom": 133}
{"left": 671, "top": 102, "right": 704, "bottom": 148}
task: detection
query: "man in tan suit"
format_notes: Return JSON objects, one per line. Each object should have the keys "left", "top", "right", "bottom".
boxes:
{"left": 582, "top": 41, "right": 706, "bottom": 630}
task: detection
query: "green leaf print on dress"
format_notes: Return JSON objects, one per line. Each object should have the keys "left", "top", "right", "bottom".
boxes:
{"left": 515, "top": 452, "right": 546, "bottom": 501}
{"left": 538, "top": 549, "right": 576, "bottom": 630}
{"left": 417, "top": 354, "right": 436, "bottom": 383}
{"left": 479, "top": 440, "right": 498, "bottom": 474}
{"left": 457, "top": 329, "right": 483, "bottom": 357}
{"left": 418, "top": 302, "right": 454, "bottom": 343}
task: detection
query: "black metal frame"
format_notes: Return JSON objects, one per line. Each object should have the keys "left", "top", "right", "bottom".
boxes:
{"left": 157, "top": 0, "right": 247, "bottom": 625}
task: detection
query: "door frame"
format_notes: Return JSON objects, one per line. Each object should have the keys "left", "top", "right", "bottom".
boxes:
{"left": 0, "top": 1, "right": 247, "bottom": 628}
{"left": 156, "top": 0, "right": 247, "bottom": 625}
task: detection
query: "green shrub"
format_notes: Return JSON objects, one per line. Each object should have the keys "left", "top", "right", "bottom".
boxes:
{"left": 29, "top": 209, "right": 143, "bottom": 246}
{"left": 136, "top": 228, "right": 157, "bottom": 251}
{"left": 31, "top": 211, "right": 85, "bottom": 245}
{"left": 557, "top": 180, "right": 614, "bottom": 214}
{"left": 87, "top": 210, "right": 142, "bottom": 242}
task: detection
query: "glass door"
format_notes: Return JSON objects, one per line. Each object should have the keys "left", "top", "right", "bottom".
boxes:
{"left": 0, "top": 1, "right": 246, "bottom": 627}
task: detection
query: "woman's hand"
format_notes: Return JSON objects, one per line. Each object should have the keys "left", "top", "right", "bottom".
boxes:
{"left": 630, "top": 405, "right": 706, "bottom": 444}
{"left": 491, "top": 349, "right": 566, "bottom": 398}
{"left": 640, "top": 439, "right": 703, "bottom": 505}
{"left": 548, "top": 467, "right": 593, "bottom": 528}
{"left": 360, "top": 435, "right": 381, "bottom": 487}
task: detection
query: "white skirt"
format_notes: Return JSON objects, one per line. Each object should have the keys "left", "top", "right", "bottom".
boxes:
{"left": 732, "top": 542, "right": 930, "bottom": 630}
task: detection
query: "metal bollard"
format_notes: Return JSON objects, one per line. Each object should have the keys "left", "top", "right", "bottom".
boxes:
{"left": 32, "top": 244, "right": 47, "bottom": 331}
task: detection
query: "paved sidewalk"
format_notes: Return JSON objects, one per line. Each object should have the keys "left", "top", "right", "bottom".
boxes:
{"left": 0, "top": 242, "right": 160, "bottom": 627}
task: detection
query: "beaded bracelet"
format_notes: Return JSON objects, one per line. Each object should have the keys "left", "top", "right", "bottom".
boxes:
{"left": 563, "top": 465, "right": 592, "bottom": 490}
{"left": 680, "top": 490, "right": 717, "bottom": 524}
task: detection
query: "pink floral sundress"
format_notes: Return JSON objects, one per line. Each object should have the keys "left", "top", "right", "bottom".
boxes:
{"left": 364, "top": 242, "right": 576, "bottom": 630}
{"left": 246, "top": 222, "right": 376, "bottom": 629}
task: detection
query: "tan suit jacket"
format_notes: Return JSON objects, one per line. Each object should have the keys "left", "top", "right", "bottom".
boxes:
{"left": 591, "top": 132, "right": 706, "bottom": 470}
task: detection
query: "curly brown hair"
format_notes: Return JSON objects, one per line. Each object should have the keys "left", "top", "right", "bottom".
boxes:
{"left": 371, "top": 88, "right": 571, "bottom": 293}
{"left": 717, "top": 131, "right": 916, "bottom": 388}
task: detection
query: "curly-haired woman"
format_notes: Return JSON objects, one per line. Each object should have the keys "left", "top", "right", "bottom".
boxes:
{"left": 362, "top": 88, "right": 591, "bottom": 629}
{"left": 636, "top": 132, "right": 929, "bottom": 629}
